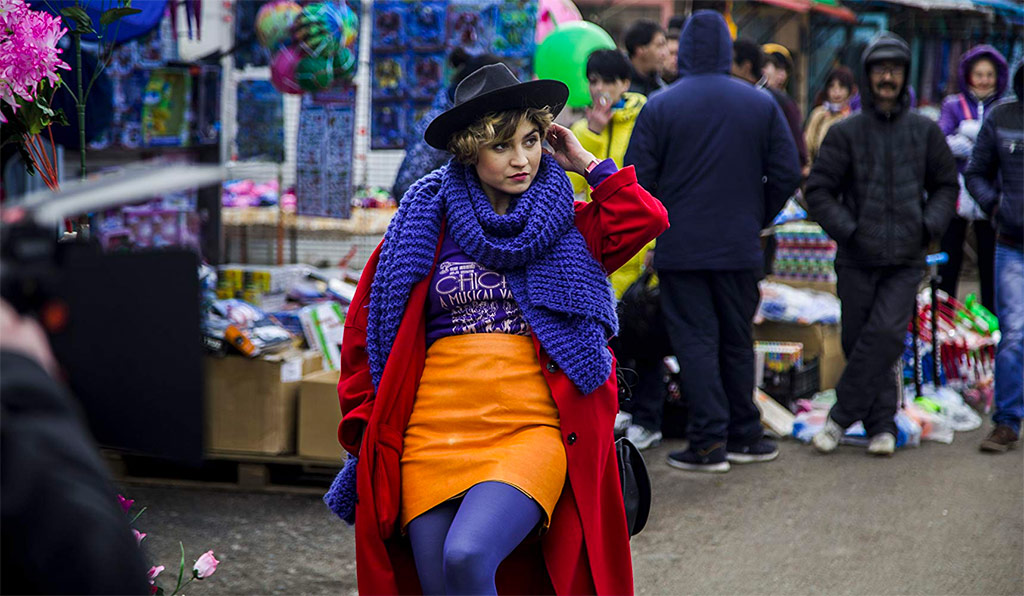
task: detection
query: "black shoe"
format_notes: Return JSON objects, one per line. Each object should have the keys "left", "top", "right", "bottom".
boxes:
{"left": 726, "top": 439, "right": 780, "bottom": 464}
{"left": 666, "top": 443, "right": 730, "bottom": 473}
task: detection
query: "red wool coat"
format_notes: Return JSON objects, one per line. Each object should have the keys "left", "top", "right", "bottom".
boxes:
{"left": 336, "top": 166, "right": 669, "bottom": 595}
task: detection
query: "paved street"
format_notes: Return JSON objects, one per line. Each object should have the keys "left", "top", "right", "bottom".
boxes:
{"left": 129, "top": 424, "right": 1022, "bottom": 595}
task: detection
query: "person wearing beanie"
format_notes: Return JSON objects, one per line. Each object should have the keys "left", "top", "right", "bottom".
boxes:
{"left": 806, "top": 32, "right": 958, "bottom": 457}
{"left": 965, "top": 59, "right": 1024, "bottom": 453}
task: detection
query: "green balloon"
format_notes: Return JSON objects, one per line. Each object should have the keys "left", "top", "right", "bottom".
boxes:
{"left": 534, "top": 21, "right": 615, "bottom": 108}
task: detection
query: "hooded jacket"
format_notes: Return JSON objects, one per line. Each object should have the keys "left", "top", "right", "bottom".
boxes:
{"left": 965, "top": 60, "right": 1024, "bottom": 247}
{"left": 805, "top": 33, "right": 959, "bottom": 268}
{"left": 937, "top": 45, "right": 1010, "bottom": 171}
{"left": 624, "top": 10, "right": 801, "bottom": 272}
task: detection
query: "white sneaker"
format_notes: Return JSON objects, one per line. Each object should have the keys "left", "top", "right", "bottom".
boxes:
{"left": 867, "top": 433, "right": 896, "bottom": 456}
{"left": 614, "top": 411, "right": 633, "bottom": 435}
{"left": 625, "top": 425, "right": 662, "bottom": 450}
{"left": 812, "top": 417, "right": 844, "bottom": 453}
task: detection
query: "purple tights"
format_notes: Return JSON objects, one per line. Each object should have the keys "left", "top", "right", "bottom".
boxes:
{"left": 407, "top": 481, "right": 543, "bottom": 595}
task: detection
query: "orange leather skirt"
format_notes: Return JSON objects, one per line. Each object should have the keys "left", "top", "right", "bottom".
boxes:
{"left": 400, "top": 333, "right": 567, "bottom": 529}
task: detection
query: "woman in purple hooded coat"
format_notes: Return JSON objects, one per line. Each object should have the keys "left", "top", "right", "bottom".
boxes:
{"left": 936, "top": 45, "right": 1009, "bottom": 311}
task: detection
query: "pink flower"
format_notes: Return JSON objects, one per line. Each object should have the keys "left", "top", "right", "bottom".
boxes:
{"left": 117, "top": 494, "right": 134, "bottom": 513}
{"left": 192, "top": 550, "right": 219, "bottom": 579}
{"left": 133, "top": 529, "right": 146, "bottom": 545}
{"left": 147, "top": 565, "right": 164, "bottom": 582}
{"left": 0, "top": 0, "right": 70, "bottom": 122}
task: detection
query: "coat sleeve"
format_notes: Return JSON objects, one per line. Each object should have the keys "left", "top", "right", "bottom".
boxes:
{"left": 805, "top": 124, "right": 858, "bottom": 244}
{"left": 937, "top": 95, "right": 962, "bottom": 136}
{"left": 337, "top": 243, "right": 382, "bottom": 456}
{"left": 573, "top": 166, "right": 669, "bottom": 273}
{"left": 923, "top": 122, "right": 960, "bottom": 242}
{"left": 622, "top": 103, "right": 662, "bottom": 195}
{"left": 964, "top": 115, "right": 1001, "bottom": 215}
{"left": 763, "top": 103, "right": 802, "bottom": 228}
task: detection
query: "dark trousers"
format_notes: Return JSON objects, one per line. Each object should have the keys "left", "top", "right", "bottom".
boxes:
{"left": 939, "top": 216, "right": 995, "bottom": 312}
{"left": 831, "top": 265, "right": 923, "bottom": 436}
{"left": 659, "top": 270, "right": 763, "bottom": 450}
{"left": 624, "top": 356, "right": 665, "bottom": 431}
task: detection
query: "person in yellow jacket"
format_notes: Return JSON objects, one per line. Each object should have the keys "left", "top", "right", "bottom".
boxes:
{"left": 804, "top": 66, "right": 856, "bottom": 167}
{"left": 569, "top": 49, "right": 654, "bottom": 300}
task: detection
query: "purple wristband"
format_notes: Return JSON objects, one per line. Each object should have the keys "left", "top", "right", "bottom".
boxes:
{"left": 584, "top": 158, "right": 618, "bottom": 188}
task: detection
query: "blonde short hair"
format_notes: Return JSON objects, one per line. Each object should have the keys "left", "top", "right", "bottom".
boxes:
{"left": 447, "top": 107, "right": 554, "bottom": 165}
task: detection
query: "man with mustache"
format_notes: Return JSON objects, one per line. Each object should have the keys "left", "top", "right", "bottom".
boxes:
{"left": 805, "top": 32, "right": 958, "bottom": 457}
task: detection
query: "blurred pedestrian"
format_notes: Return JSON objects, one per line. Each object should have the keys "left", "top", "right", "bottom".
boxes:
{"left": 338, "top": 64, "right": 667, "bottom": 594}
{"left": 761, "top": 44, "right": 809, "bottom": 174}
{"left": 625, "top": 10, "right": 800, "bottom": 473}
{"left": 623, "top": 19, "right": 669, "bottom": 97}
{"left": 568, "top": 49, "right": 653, "bottom": 294}
{"left": 662, "top": 15, "right": 685, "bottom": 84}
{"left": 805, "top": 66, "right": 856, "bottom": 167}
{"left": 730, "top": 37, "right": 763, "bottom": 85}
{"left": 1, "top": 300, "right": 151, "bottom": 594}
{"left": 391, "top": 49, "right": 503, "bottom": 204}
{"left": 936, "top": 45, "right": 1009, "bottom": 313}
{"left": 806, "top": 33, "right": 958, "bottom": 457}
{"left": 965, "top": 59, "right": 1023, "bottom": 453}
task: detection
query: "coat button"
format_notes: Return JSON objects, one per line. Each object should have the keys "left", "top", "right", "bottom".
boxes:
{"left": 546, "top": 361, "right": 559, "bottom": 373}
{"left": 567, "top": 432, "right": 577, "bottom": 445}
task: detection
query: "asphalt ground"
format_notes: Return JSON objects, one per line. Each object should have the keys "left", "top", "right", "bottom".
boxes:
{"left": 126, "top": 423, "right": 1022, "bottom": 595}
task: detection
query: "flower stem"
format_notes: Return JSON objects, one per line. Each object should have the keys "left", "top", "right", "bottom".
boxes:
{"left": 129, "top": 506, "right": 148, "bottom": 525}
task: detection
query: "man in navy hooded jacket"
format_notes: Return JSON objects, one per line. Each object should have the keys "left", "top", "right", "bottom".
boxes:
{"left": 624, "top": 10, "right": 801, "bottom": 473}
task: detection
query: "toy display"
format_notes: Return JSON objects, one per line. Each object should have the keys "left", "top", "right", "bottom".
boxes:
{"left": 296, "top": 88, "right": 356, "bottom": 219}
{"left": 370, "top": 0, "right": 537, "bottom": 149}
{"left": 255, "top": 0, "right": 360, "bottom": 94}
{"left": 141, "top": 68, "right": 192, "bottom": 147}
{"left": 235, "top": 80, "right": 285, "bottom": 161}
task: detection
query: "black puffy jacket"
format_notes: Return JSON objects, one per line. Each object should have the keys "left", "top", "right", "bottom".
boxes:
{"left": 806, "top": 34, "right": 959, "bottom": 268}
{"left": 965, "top": 60, "right": 1024, "bottom": 247}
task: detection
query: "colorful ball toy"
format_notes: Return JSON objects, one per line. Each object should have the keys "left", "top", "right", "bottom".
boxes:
{"left": 255, "top": 0, "right": 302, "bottom": 50}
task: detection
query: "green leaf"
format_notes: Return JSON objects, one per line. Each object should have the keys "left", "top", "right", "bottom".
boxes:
{"left": 173, "top": 542, "right": 186, "bottom": 595}
{"left": 60, "top": 6, "right": 95, "bottom": 34}
{"left": 100, "top": 7, "right": 141, "bottom": 26}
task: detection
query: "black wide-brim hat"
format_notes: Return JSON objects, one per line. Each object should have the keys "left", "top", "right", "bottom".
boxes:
{"left": 423, "top": 64, "right": 569, "bottom": 151}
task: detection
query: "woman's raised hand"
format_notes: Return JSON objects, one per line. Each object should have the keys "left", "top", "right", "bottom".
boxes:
{"left": 545, "top": 123, "right": 597, "bottom": 177}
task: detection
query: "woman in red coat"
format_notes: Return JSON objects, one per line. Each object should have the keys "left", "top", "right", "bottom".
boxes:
{"left": 335, "top": 64, "right": 668, "bottom": 595}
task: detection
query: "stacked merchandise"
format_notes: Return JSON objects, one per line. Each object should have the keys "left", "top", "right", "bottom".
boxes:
{"left": 93, "top": 189, "right": 201, "bottom": 252}
{"left": 204, "top": 263, "right": 358, "bottom": 371}
{"left": 772, "top": 222, "right": 837, "bottom": 284}
{"left": 370, "top": 0, "right": 537, "bottom": 149}
{"left": 756, "top": 280, "right": 841, "bottom": 325}
{"left": 902, "top": 289, "right": 999, "bottom": 413}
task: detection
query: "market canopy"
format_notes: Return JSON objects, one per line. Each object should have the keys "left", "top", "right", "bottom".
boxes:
{"left": 756, "top": 0, "right": 858, "bottom": 21}
{"left": 845, "top": 0, "right": 983, "bottom": 11}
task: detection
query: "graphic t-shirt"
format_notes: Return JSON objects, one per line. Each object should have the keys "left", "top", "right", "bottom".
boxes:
{"left": 425, "top": 234, "right": 530, "bottom": 346}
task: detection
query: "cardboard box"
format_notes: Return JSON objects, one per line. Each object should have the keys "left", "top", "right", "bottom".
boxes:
{"left": 766, "top": 275, "right": 838, "bottom": 296}
{"left": 754, "top": 321, "right": 845, "bottom": 390}
{"left": 205, "top": 349, "right": 323, "bottom": 454}
{"left": 298, "top": 369, "right": 345, "bottom": 461}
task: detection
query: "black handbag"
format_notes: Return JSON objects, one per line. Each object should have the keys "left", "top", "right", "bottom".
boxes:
{"left": 616, "top": 436, "right": 651, "bottom": 537}
{"left": 614, "top": 368, "right": 651, "bottom": 537}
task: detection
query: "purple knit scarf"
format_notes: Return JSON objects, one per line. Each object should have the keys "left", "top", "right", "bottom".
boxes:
{"left": 366, "top": 153, "right": 618, "bottom": 395}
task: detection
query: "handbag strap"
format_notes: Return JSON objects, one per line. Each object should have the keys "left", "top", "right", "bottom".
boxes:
{"left": 958, "top": 94, "right": 973, "bottom": 121}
